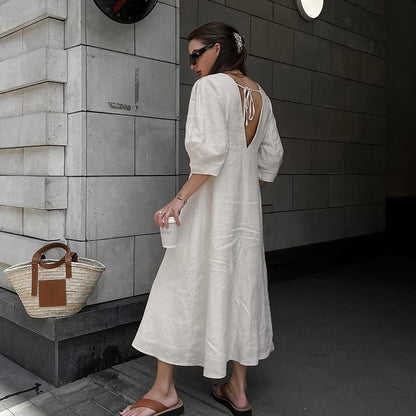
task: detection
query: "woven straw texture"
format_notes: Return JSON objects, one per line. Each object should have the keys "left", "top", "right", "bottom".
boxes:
{"left": 4, "top": 257, "right": 105, "bottom": 318}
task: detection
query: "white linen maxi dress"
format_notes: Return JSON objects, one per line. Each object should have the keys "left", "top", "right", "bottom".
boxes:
{"left": 133, "top": 73, "right": 283, "bottom": 378}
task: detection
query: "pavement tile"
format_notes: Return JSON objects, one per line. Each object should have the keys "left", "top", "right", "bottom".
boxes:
{"left": 52, "top": 382, "right": 104, "bottom": 407}
{"left": 30, "top": 392, "right": 66, "bottom": 415}
{"left": 72, "top": 399, "right": 112, "bottom": 416}
{"left": 51, "top": 408, "right": 77, "bottom": 416}
{"left": 110, "top": 364, "right": 154, "bottom": 388}
{"left": 48, "top": 379, "right": 90, "bottom": 397}
{"left": 88, "top": 370, "right": 145, "bottom": 402}
{"left": 6, "top": 401, "right": 47, "bottom": 416}
{"left": 92, "top": 391, "right": 130, "bottom": 414}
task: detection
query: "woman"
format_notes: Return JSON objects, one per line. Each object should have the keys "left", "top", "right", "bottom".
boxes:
{"left": 121, "top": 22, "right": 283, "bottom": 416}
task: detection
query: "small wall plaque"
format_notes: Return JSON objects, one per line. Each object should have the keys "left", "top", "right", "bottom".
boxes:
{"left": 93, "top": 0, "right": 158, "bottom": 24}
{"left": 295, "top": 0, "right": 324, "bottom": 21}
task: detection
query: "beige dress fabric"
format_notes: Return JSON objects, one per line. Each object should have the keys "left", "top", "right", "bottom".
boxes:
{"left": 133, "top": 73, "right": 283, "bottom": 378}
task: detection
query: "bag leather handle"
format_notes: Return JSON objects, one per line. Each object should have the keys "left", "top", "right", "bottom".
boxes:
{"left": 31, "top": 243, "right": 78, "bottom": 297}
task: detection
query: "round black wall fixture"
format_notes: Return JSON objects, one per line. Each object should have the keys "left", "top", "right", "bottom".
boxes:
{"left": 92, "top": 0, "right": 159, "bottom": 24}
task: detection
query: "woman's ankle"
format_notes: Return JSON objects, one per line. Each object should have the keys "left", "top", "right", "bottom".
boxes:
{"left": 145, "top": 384, "right": 178, "bottom": 406}
{"left": 223, "top": 382, "right": 249, "bottom": 408}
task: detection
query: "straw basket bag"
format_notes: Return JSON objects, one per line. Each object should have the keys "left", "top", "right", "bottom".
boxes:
{"left": 4, "top": 242, "right": 105, "bottom": 318}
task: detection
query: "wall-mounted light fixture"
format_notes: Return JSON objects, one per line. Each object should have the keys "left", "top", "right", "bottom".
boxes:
{"left": 295, "top": 0, "right": 324, "bottom": 21}
{"left": 93, "top": 0, "right": 158, "bottom": 24}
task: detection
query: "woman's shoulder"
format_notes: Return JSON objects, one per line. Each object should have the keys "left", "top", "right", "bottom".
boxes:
{"left": 193, "top": 73, "right": 235, "bottom": 95}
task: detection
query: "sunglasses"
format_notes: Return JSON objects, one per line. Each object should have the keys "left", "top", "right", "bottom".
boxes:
{"left": 189, "top": 43, "right": 216, "bottom": 66}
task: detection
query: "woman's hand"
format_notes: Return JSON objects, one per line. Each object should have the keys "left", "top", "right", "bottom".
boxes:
{"left": 154, "top": 174, "right": 211, "bottom": 229}
{"left": 154, "top": 197, "right": 185, "bottom": 229}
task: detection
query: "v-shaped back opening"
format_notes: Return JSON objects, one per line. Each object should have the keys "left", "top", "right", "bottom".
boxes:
{"left": 224, "top": 75, "right": 263, "bottom": 148}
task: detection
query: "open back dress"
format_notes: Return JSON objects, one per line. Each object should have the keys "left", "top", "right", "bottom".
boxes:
{"left": 133, "top": 73, "right": 283, "bottom": 378}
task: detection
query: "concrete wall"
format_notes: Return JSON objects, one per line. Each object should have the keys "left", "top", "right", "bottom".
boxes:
{"left": 1, "top": 0, "right": 389, "bottom": 302}
{"left": 386, "top": 0, "right": 416, "bottom": 198}
{"left": 0, "top": 0, "right": 179, "bottom": 303}
{"left": 180, "top": 0, "right": 387, "bottom": 251}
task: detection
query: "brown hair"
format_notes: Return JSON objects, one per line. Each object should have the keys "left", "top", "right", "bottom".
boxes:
{"left": 188, "top": 22, "right": 247, "bottom": 75}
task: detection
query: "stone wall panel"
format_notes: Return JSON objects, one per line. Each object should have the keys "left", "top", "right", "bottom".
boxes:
{"left": 86, "top": 113, "right": 135, "bottom": 176}
{"left": 86, "top": 47, "right": 176, "bottom": 119}
{"left": 23, "top": 209, "right": 65, "bottom": 240}
{"left": 134, "top": 234, "right": 165, "bottom": 295}
{"left": 0, "top": 206, "right": 23, "bottom": 235}
{"left": 312, "top": 72, "right": 345, "bottom": 109}
{"left": 227, "top": 0, "right": 274, "bottom": 21}
{"left": 359, "top": 175, "right": 385, "bottom": 205}
{"left": 86, "top": 238, "right": 135, "bottom": 304}
{"left": 346, "top": 204, "right": 379, "bottom": 237}
{"left": 65, "top": 45, "right": 87, "bottom": 113}
{"left": 23, "top": 82, "right": 64, "bottom": 114}
{"left": 135, "top": 2, "right": 176, "bottom": 63}
{"left": 0, "top": 148, "right": 24, "bottom": 175}
{"left": 347, "top": 0, "right": 386, "bottom": 17}
{"left": 0, "top": 112, "right": 67, "bottom": 148}
{"left": 293, "top": 175, "right": 329, "bottom": 210}
{"left": 85, "top": 0, "right": 134, "bottom": 54}
{"left": 261, "top": 174, "right": 293, "bottom": 213}
{"left": 273, "top": 62, "right": 311, "bottom": 104}
{"left": 0, "top": 0, "right": 67, "bottom": 37}
{"left": 0, "top": 31, "right": 22, "bottom": 62}
{"left": 86, "top": 176, "right": 176, "bottom": 240}
{"left": 64, "top": 0, "right": 86, "bottom": 49}
{"left": 135, "top": 117, "right": 176, "bottom": 175}
{"left": 358, "top": 113, "right": 386, "bottom": 145}
{"left": 319, "top": 0, "right": 349, "bottom": 29}
{"left": 313, "top": 20, "right": 345, "bottom": 44}
{"left": 0, "top": 47, "right": 67, "bottom": 93}
{"left": 274, "top": 100, "right": 320, "bottom": 140}
{"left": 66, "top": 112, "right": 86, "bottom": 176}
{"left": 273, "top": 3, "right": 312, "bottom": 33}
{"left": 0, "top": 176, "right": 67, "bottom": 209}
{"left": 274, "top": 210, "right": 312, "bottom": 249}
{"left": 66, "top": 177, "right": 86, "bottom": 241}
{"left": 319, "top": 108, "right": 359, "bottom": 142}
{"left": 360, "top": 53, "right": 386, "bottom": 87}
{"left": 329, "top": 175, "right": 360, "bottom": 207}
{"left": 0, "top": 88, "right": 22, "bottom": 119}
{"left": 346, "top": 80, "right": 386, "bottom": 116}
{"left": 346, "top": 31, "right": 374, "bottom": 55}
{"left": 329, "top": 43, "right": 361, "bottom": 80}
{"left": 345, "top": 143, "right": 374, "bottom": 174}
{"left": 180, "top": 0, "right": 198, "bottom": 37}
{"left": 251, "top": 17, "right": 293, "bottom": 63}
{"left": 312, "top": 141, "right": 345, "bottom": 174}
{"left": 294, "top": 31, "right": 330, "bottom": 72}
{"left": 247, "top": 56, "right": 273, "bottom": 98}
{"left": 22, "top": 18, "right": 64, "bottom": 52}
{"left": 23, "top": 146, "right": 65, "bottom": 176}
{"left": 312, "top": 207, "right": 346, "bottom": 243}
{"left": 278, "top": 138, "right": 311, "bottom": 174}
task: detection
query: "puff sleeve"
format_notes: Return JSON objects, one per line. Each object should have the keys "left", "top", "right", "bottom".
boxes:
{"left": 257, "top": 99, "right": 284, "bottom": 182}
{"left": 185, "top": 77, "right": 229, "bottom": 176}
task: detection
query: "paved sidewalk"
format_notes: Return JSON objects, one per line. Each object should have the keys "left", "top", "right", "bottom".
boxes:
{"left": 0, "top": 355, "right": 230, "bottom": 416}
{"left": 1, "top": 249, "right": 415, "bottom": 416}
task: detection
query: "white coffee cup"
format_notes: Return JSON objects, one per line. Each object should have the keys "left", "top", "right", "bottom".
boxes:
{"left": 160, "top": 217, "right": 179, "bottom": 248}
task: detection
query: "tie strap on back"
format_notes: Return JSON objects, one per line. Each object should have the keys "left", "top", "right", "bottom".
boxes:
{"left": 237, "top": 83, "right": 261, "bottom": 126}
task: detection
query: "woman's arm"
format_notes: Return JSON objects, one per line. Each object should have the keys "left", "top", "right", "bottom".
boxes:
{"left": 154, "top": 174, "right": 212, "bottom": 228}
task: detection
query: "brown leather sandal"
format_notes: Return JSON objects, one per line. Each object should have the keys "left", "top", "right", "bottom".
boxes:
{"left": 128, "top": 398, "right": 184, "bottom": 415}
{"left": 212, "top": 384, "right": 252, "bottom": 416}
